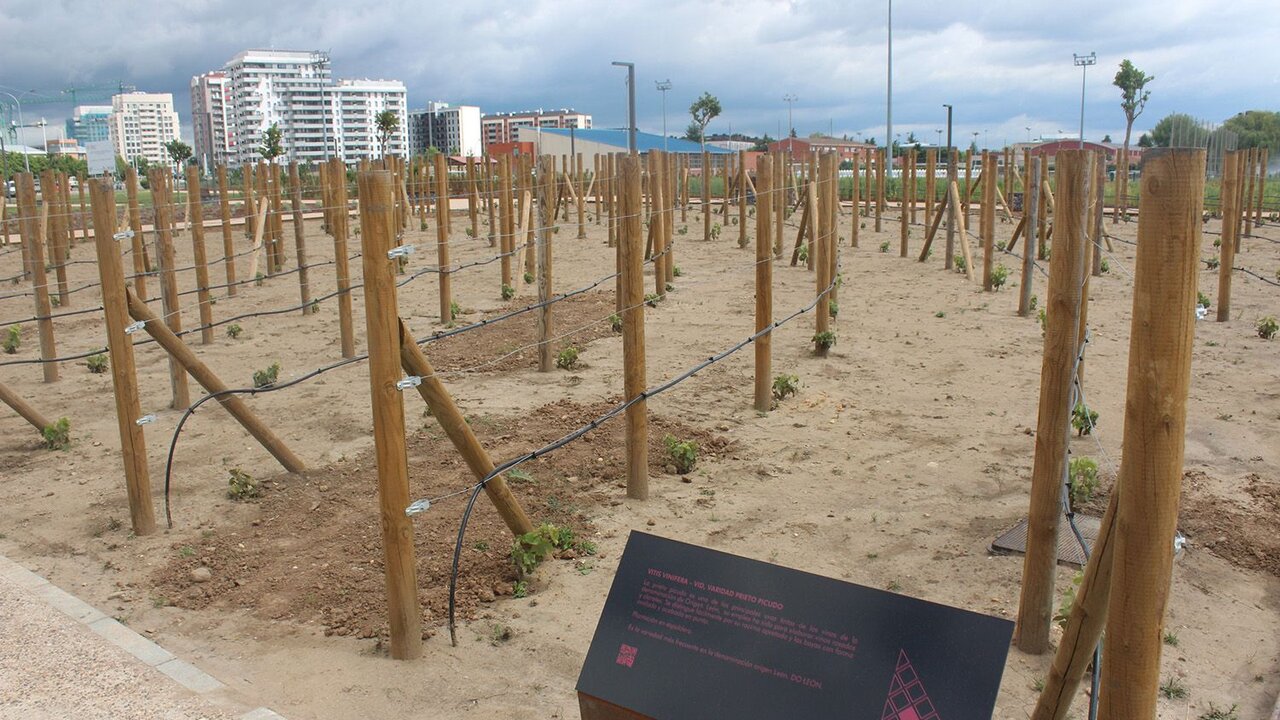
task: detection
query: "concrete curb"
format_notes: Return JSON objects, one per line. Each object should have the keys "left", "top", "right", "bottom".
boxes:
{"left": 0, "top": 553, "right": 284, "bottom": 720}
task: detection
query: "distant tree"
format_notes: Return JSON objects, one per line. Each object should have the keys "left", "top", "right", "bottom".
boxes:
{"left": 1137, "top": 133, "right": 1153, "bottom": 148}
{"left": 260, "top": 123, "right": 284, "bottom": 164}
{"left": 752, "top": 134, "right": 775, "bottom": 152}
{"left": 1113, "top": 59, "right": 1153, "bottom": 211}
{"left": 1101, "top": 134, "right": 1112, "bottom": 143}
{"left": 114, "top": 155, "right": 130, "bottom": 177}
{"left": 1149, "top": 112, "right": 1201, "bottom": 147}
{"left": 375, "top": 110, "right": 400, "bottom": 158}
{"left": 788, "top": 127, "right": 797, "bottom": 138}
{"left": 1223, "top": 110, "right": 1280, "bottom": 153}
{"left": 688, "top": 92, "right": 722, "bottom": 153}
{"left": 906, "top": 131, "right": 919, "bottom": 145}
{"left": 165, "top": 139, "right": 193, "bottom": 169}
{"left": 684, "top": 121, "right": 703, "bottom": 143}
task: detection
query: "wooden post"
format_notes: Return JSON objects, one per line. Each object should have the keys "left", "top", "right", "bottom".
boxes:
{"left": 982, "top": 150, "right": 997, "bottom": 291}
{"left": 1097, "top": 148, "right": 1204, "bottom": 718}
{"left": 1091, "top": 155, "right": 1105, "bottom": 277}
{"left": 864, "top": 148, "right": 873, "bottom": 218}
{"left": 41, "top": 170, "right": 70, "bottom": 306}
{"left": 899, "top": 153, "right": 909, "bottom": 256}
{"left": 908, "top": 149, "right": 917, "bottom": 228}
{"left": 1233, "top": 145, "right": 1246, "bottom": 254}
{"left": 486, "top": 155, "right": 498, "bottom": 247}
{"left": 466, "top": 156, "right": 479, "bottom": 240}
{"left": 435, "top": 153, "right": 452, "bottom": 323}
{"left": 649, "top": 150, "right": 666, "bottom": 298}
{"left": 702, "top": 151, "right": 711, "bottom": 241}
{"left": 605, "top": 153, "right": 617, "bottom": 248}
{"left": 754, "top": 155, "right": 773, "bottom": 413}
{"left": 925, "top": 149, "right": 937, "bottom": 227}
{"left": 0, "top": 379, "right": 53, "bottom": 434}
{"left": 536, "top": 155, "right": 555, "bottom": 372}
{"left": 15, "top": 174, "right": 58, "bottom": 382}
{"left": 1075, "top": 155, "right": 1097, "bottom": 388}
{"left": 328, "top": 158, "right": 356, "bottom": 359}
{"left": 1014, "top": 149, "right": 1090, "bottom": 654}
{"left": 662, "top": 152, "right": 676, "bottom": 284}
{"left": 499, "top": 155, "right": 513, "bottom": 291}
{"left": 242, "top": 162, "right": 257, "bottom": 240}
{"left": 269, "top": 163, "right": 286, "bottom": 273}
{"left": 945, "top": 151, "right": 957, "bottom": 270}
{"left": 522, "top": 156, "right": 536, "bottom": 278}
{"left": 288, "top": 162, "right": 311, "bottom": 313}
{"left": 1217, "top": 150, "right": 1239, "bottom": 321}
{"left": 805, "top": 175, "right": 817, "bottom": 272}
{"left": 216, "top": 166, "right": 237, "bottom": 297}
{"left": 148, "top": 169, "right": 190, "bottom": 409}
{"left": 185, "top": 166, "right": 215, "bottom": 344}
{"left": 1018, "top": 158, "right": 1043, "bottom": 317}
{"left": 125, "top": 171, "right": 148, "bottom": 295}
{"left": 88, "top": 178, "right": 157, "bottom": 536}
{"left": 737, "top": 150, "right": 748, "bottom": 248}
{"left": 619, "top": 155, "right": 648, "bottom": 500}
{"left": 575, "top": 152, "right": 586, "bottom": 239}
{"left": 355, "top": 170, "right": 422, "bottom": 660}
{"left": 875, "top": 148, "right": 885, "bottom": 232}
{"left": 76, "top": 174, "right": 88, "bottom": 244}
{"left": 774, "top": 151, "right": 785, "bottom": 257}
{"left": 814, "top": 156, "right": 831, "bottom": 357}
{"left": 825, "top": 153, "right": 838, "bottom": 308}
{"left": 963, "top": 151, "right": 973, "bottom": 219}
{"left": 1037, "top": 157, "right": 1050, "bottom": 260}
{"left": 1255, "top": 148, "right": 1269, "bottom": 227}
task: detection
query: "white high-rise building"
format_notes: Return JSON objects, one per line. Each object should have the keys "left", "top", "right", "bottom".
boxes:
{"left": 408, "top": 102, "right": 482, "bottom": 157}
{"left": 109, "top": 92, "right": 181, "bottom": 166}
{"left": 192, "top": 49, "right": 407, "bottom": 167}
{"left": 190, "top": 72, "right": 232, "bottom": 169}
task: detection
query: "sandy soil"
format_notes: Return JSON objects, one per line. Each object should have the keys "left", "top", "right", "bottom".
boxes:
{"left": 1, "top": 191, "right": 1278, "bottom": 719}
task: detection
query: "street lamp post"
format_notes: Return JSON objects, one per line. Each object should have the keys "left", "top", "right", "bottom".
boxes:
{"left": 942, "top": 104, "right": 953, "bottom": 162}
{"left": 656, "top": 79, "right": 672, "bottom": 154}
{"left": 783, "top": 94, "right": 797, "bottom": 138}
{"left": 611, "top": 61, "right": 637, "bottom": 154}
{"left": 1073, "top": 52, "right": 1097, "bottom": 150}
{"left": 1025, "top": 126, "right": 1032, "bottom": 143}
{"left": 935, "top": 129, "right": 942, "bottom": 147}
{"left": 886, "top": 0, "right": 893, "bottom": 159}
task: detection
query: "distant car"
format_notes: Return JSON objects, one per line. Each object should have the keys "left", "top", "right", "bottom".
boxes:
{"left": 4, "top": 180, "right": 13, "bottom": 198}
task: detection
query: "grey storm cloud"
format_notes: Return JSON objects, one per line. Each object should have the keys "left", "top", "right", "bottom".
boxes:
{"left": 1, "top": 0, "right": 1275, "bottom": 147}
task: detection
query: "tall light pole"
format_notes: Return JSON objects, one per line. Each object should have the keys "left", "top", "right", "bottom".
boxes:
{"left": 612, "top": 61, "right": 637, "bottom": 154}
{"left": 886, "top": 0, "right": 893, "bottom": 158}
{"left": 656, "top": 79, "right": 672, "bottom": 153}
{"left": 783, "top": 94, "right": 797, "bottom": 138}
{"left": 1073, "top": 52, "right": 1096, "bottom": 150}
{"left": 0, "top": 90, "right": 29, "bottom": 172}
{"left": 935, "top": 129, "right": 942, "bottom": 147}
{"left": 943, "top": 103, "right": 953, "bottom": 158}
{"left": 1025, "top": 126, "right": 1032, "bottom": 143}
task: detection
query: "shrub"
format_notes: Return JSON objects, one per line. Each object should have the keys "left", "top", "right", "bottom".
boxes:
{"left": 227, "top": 468, "right": 259, "bottom": 500}
{"left": 772, "top": 374, "right": 799, "bottom": 401}
{"left": 450, "top": 301, "right": 462, "bottom": 321}
{"left": 710, "top": 223, "right": 722, "bottom": 240}
{"left": 813, "top": 330, "right": 836, "bottom": 351}
{"left": 1205, "top": 256, "right": 1219, "bottom": 269}
{"left": 2, "top": 325, "right": 19, "bottom": 354}
{"left": 609, "top": 313, "right": 622, "bottom": 333}
{"left": 991, "top": 263, "right": 1010, "bottom": 290}
{"left": 1071, "top": 402, "right": 1099, "bottom": 436}
{"left": 1257, "top": 316, "right": 1278, "bottom": 340}
{"left": 953, "top": 255, "right": 966, "bottom": 273}
{"left": 1100, "top": 258, "right": 1111, "bottom": 273}
{"left": 663, "top": 434, "right": 698, "bottom": 474}
{"left": 879, "top": 241, "right": 890, "bottom": 253}
{"left": 252, "top": 362, "right": 281, "bottom": 389}
{"left": 254, "top": 272, "right": 265, "bottom": 287}
{"left": 501, "top": 283, "right": 515, "bottom": 301}
{"left": 86, "top": 353, "right": 108, "bottom": 374}
{"left": 226, "top": 323, "right": 243, "bottom": 339}
{"left": 42, "top": 418, "right": 71, "bottom": 450}
{"left": 797, "top": 244, "right": 809, "bottom": 262}
{"left": 828, "top": 300, "right": 839, "bottom": 318}
{"left": 523, "top": 271, "right": 534, "bottom": 285}
{"left": 644, "top": 293, "right": 661, "bottom": 308}
{"left": 1029, "top": 294, "right": 1039, "bottom": 311}
{"left": 1068, "top": 457, "right": 1099, "bottom": 509}
{"left": 1197, "top": 291, "right": 1210, "bottom": 309}
{"left": 673, "top": 266, "right": 683, "bottom": 277}
{"left": 1053, "top": 571, "right": 1084, "bottom": 629}
{"left": 555, "top": 346, "right": 580, "bottom": 370}
{"left": 511, "top": 523, "right": 575, "bottom": 578}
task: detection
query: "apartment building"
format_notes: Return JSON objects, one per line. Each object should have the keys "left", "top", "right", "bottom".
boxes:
{"left": 190, "top": 72, "right": 232, "bottom": 168}
{"left": 192, "top": 49, "right": 407, "bottom": 166}
{"left": 108, "top": 92, "right": 181, "bottom": 166}
{"left": 407, "top": 102, "right": 482, "bottom": 157}
{"left": 481, "top": 109, "right": 591, "bottom": 149}
{"left": 65, "top": 105, "right": 112, "bottom": 145}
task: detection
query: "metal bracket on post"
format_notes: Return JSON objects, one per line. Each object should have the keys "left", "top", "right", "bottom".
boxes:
{"left": 387, "top": 245, "right": 415, "bottom": 260}
{"left": 405, "top": 499, "right": 431, "bottom": 516}
{"left": 395, "top": 375, "right": 422, "bottom": 391}
{"left": 124, "top": 320, "right": 146, "bottom": 334}
{"left": 135, "top": 414, "right": 157, "bottom": 426}
{"left": 113, "top": 230, "right": 135, "bottom": 242}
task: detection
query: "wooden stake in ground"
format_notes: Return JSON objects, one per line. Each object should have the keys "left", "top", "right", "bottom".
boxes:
{"left": 774, "top": 151, "right": 785, "bottom": 257}
{"left": 1233, "top": 144, "right": 1247, "bottom": 254}
{"left": 536, "top": 155, "right": 556, "bottom": 372}
{"left": 945, "top": 151, "right": 958, "bottom": 270}
{"left": 982, "top": 150, "right": 997, "bottom": 290}
{"left": 521, "top": 155, "right": 536, "bottom": 278}
{"left": 1242, "top": 147, "right": 1256, "bottom": 237}
{"left": 41, "top": 170, "right": 70, "bottom": 306}
{"left": 813, "top": 156, "right": 832, "bottom": 357}
{"left": 355, "top": 170, "right": 422, "bottom": 661}
{"left": 875, "top": 148, "right": 885, "bottom": 233}
{"left": 1018, "top": 158, "right": 1043, "bottom": 318}
{"left": 0, "top": 379, "right": 53, "bottom": 435}
{"left": 925, "top": 149, "right": 936, "bottom": 226}
{"left": 216, "top": 166, "right": 237, "bottom": 297}
{"left": 185, "top": 166, "right": 215, "bottom": 344}
{"left": 15, "top": 174, "right": 58, "bottom": 383}
{"left": 618, "top": 155, "right": 648, "bottom": 500}
{"left": 499, "top": 154, "right": 514, "bottom": 291}
{"left": 1091, "top": 154, "right": 1105, "bottom": 277}
{"left": 702, "top": 151, "right": 712, "bottom": 242}
{"left": 148, "top": 169, "right": 190, "bottom": 409}
{"left": 242, "top": 163, "right": 257, "bottom": 240}
{"left": 287, "top": 162, "right": 311, "bottom": 314}
{"left": 1014, "top": 149, "right": 1090, "bottom": 654}
{"left": 467, "top": 155, "right": 479, "bottom": 240}
{"left": 899, "top": 154, "right": 910, "bottom": 257}
{"left": 88, "top": 178, "right": 156, "bottom": 536}
{"left": 1097, "top": 147, "right": 1204, "bottom": 718}
{"left": 1217, "top": 150, "right": 1240, "bottom": 322}
{"left": 328, "top": 158, "right": 356, "bottom": 359}
{"left": 754, "top": 155, "right": 774, "bottom": 413}
{"left": 649, "top": 150, "right": 667, "bottom": 298}
{"left": 435, "top": 153, "right": 452, "bottom": 324}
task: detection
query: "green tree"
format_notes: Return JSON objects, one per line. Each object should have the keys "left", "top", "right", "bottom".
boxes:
{"left": 1137, "top": 133, "right": 1153, "bottom": 148}
{"left": 1223, "top": 110, "right": 1280, "bottom": 153}
{"left": 375, "top": 110, "right": 400, "bottom": 159}
{"left": 165, "top": 139, "right": 193, "bottom": 169}
{"left": 1101, "top": 133, "right": 1112, "bottom": 143}
{"left": 114, "top": 154, "right": 130, "bottom": 178}
{"left": 684, "top": 121, "right": 702, "bottom": 143}
{"left": 260, "top": 123, "right": 284, "bottom": 164}
{"left": 1113, "top": 59, "right": 1154, "bottom": 160}
{"left": 688, "top": 92, "right": 722, "bottom": 153}
{"left": 1149, "top": 112, "right": 1202, "bottom": 147}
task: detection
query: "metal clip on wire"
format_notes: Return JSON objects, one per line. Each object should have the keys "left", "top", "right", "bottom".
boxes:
{"left": 124, "top": 320, "right": 145, "bottom": 334}
{"left": 135, "top": 414, "right": 157, "bottom": 426}
{"left": 405, "top": 499, "right": 431, "bottom": 516}
{"left": 395, "top": 375, "right": 422, "bottom": 390}
{"left": 113, "top": 230, "right": 135, "bottom": 241}
{"left": 387, "top": 245, "right": 415, "bottom": 260}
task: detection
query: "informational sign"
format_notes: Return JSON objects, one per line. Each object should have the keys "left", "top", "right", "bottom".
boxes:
{"left": 577, "top": 532, "right": 1013, "bottom": 719}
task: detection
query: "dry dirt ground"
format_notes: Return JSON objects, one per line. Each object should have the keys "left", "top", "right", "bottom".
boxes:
{"left": 1, "top": 191, "right": 1279, "bottom": 719}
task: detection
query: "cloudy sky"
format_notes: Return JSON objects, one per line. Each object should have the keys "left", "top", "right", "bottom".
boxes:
{"left": 1, "top": 0, "right": 1275, "bottom": 149}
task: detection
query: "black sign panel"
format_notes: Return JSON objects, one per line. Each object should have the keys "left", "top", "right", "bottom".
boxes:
{"left": 577, "top": 532, "right": 1013, "bottom": 719}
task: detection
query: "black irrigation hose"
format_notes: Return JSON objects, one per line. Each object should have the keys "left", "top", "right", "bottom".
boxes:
{"left": 444, "top": 270, "right": 837, "bottom": 646}
{"left": 2, "top": 303, "right": 106, "bottom": 328}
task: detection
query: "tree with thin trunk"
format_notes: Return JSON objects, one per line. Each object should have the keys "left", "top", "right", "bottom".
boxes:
{"left": 689, "top": 92, "right": 722, "bottom": 153}
{"left": 260, "top": 123, "right": 284, "bottom": 164}
{"left": 376, "top": 110, "right": 400, "bottom": 160}
{"left": 1113, "top": 59, "right": 1154, "bottom": 217}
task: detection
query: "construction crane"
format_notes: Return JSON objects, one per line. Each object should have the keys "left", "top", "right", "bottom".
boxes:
{"left": 11, "top": 82, "right": 135, "bottom": 108}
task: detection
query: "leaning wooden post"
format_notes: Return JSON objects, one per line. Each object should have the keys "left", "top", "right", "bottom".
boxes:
{"left": 185, "top": 166, "right": 215, "bottom": 344}
{"left": 288, "top": 162, "right": 311, "bottom": 313}
{"left": 328, "top": 158, "right": 356, "bottom": 358}
{"left": 16, "top": 174, "right": 58, "bottom": 383}
{"left": 435, "top": 153, "right": 452, "bottom": 324}
{"left": 1018, "top": 158, "right": 1043, "bottom": 318}
{"left": 619, "top": 155, "right": 648, "bottom": 500}
{"left": 216, "top": 166, "right": 237, "bottom": 296}
{"left": 754, "top": 155, "right": 774, "bottom": 413}
{"left": 0, "top": 379, "right": 53, "bottom": 434}
{"left": 1096, "top": 148, "right": 1204, "bottom": 718}
{"left": 1014, "top": 149, "right": 1090, "bottom": 654}
{"left": 148, "top": 169, "right": 190, "bottom": 409}
{"left": 536, "top": 155, "right": 556, "bottom": 372}
{"left": 89, "top": 178, "right": 157, "bottom": 536}
{"left": 1216, "top": 150, "right": 1239, "bottom": 322}
{"left": 355, "top": 169, "right": 423, "bottom": 661}
{"left": 702, "top": 150, "right": 711, "bottom": 241}
{"left": 982, "top": 150, "right": 997, "bottom": 291}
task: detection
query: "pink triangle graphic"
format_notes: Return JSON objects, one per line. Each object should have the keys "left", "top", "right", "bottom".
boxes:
{"left": 881, "top": 650, "right": 940, "bottom": 720}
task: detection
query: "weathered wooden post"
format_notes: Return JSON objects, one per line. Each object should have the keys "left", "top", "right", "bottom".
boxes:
{"left": 1091, "top": 154, "right": 1105, "bottom": 277}
{"left": 754, "top": 155, "right": 774, "bottom": 413}
{"left": 1232, "top": 144, "right": 1246, "bottom": 254}
{"left": 1216, "top": 150, "right": 1239, "bottom": 321}
{"left": 875, "top": 148, "right": 885, "bottom": 233}
{"left": 216, "top": 166, "right": 237, "bottom": 296}
{"left": 813, "top": 156, "right": 832, "bottom": 357}
{"left": 242, "top": 163, "right": 257, "bottom": 240}
{"left": 1014, "top": 149, "right": 1090, "bottom": 654}
{"left": 499, "top": 154, "right": 514, "bottom": 291}
{"left": 982, "top": 150, "right": 997, "bottom": 290}
{"left": 702, "top": 150, "right": 711, "bottom": 241}
{"left": 435, "top": 153, "right": 452, "bottom": 323}
{"left": 618, "top": 155, "right": 648, "bottom": 500}
{"left": 88, "top": 178, "right": 156, "bottom": 535}
{"left": 327, "top": 158, "right": 356, "bottom": 358}
{"left": 1018, "top": 158, "right": 1042, "bottom": 318}
{"left": 41, "top": 170, "right": 70, "bottom": 306}
{"left": 649, "top": 150, "right": 667, "bottom": 298}
{"left": 287, "top": 162, "right": 311, "bottom": 313}
{"left": 945, "top": 150, "right": 958, "bottom": 270}
{"left": 899, "top": 153, "right": 910, "bottom": 256}
{"left": 185, "top": 166, "right": 215, "bottom": 344}
{"left": 148, "top": 169, "right": 189, "bottom": 409}
{"left": 537, "top": 155, "right": 556, "bottom": 372}
{"left": 925, "top": 149, "right": 937, "bottom": 226}
{"left": 1096, "top": 147, "right": 1204, "bottom": 718}
{"left": 16, "top": 174, "right": 58, "bottom": 382}
{"left": 355, "top": 169, "right": 423, "bottom": 660}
